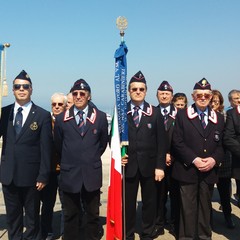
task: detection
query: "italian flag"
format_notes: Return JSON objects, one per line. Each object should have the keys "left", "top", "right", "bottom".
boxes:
{"left": 106, "top": 107, "right": 122, "bottom": 240}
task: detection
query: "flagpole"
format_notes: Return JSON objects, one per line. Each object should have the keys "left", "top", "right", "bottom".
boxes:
{"left": 116, "top": 16, "right": 128, "bottom": 240}
{"left": 106, "top": 17, "right": 128, "bottom": 240}
{"left": 0, "top": 43, "right": 10, "bottom": 157}
{"left": 121, "top": 147, "right": 126, "bottom": 240}
{"left": 0, "top": 43, "right": 10, "bottom": 116}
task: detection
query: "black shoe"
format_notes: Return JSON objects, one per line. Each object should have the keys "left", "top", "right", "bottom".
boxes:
{"left": 97, "top": 227, "right": 104, "bottom": 239}
{"left": 151, "top": 226, "right": 164, "bottom": 239}
{"left": 225, "top": 216, "right": 235, "bottom": 229}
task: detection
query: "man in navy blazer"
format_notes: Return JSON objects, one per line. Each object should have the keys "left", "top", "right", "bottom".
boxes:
{"left": 0, "top": 70, "right": 52, "bottom": 240}
{"left": 153, "top": 80, "right": 179, "bottom": 238}
{"left": 121, "top": 71, "right": 166, "bottom": 240}
{"left": 54, "top": 79, "right": 108, "bottom": 240}
{"left": 224, "top": 105, "right": 240, "bottom": 207}
{"left": 171, "top": 78, "right": 225, "bottom": 240}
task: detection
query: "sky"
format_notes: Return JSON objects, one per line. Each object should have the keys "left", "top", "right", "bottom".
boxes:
{"left": 1, "top": 0, "right": 240, "bottom": 114}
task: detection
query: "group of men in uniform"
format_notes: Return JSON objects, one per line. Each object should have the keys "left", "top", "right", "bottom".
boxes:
{"left": 122, "top": 71, "right": 239, "bottom": 240}
{"left": 0, "top": 69, "right": 240, "bottom": 240}
{"left": 0, "top": 71, "right": 108, "bottom": 240}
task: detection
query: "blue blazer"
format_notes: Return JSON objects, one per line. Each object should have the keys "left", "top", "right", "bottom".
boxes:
{"left": 125, "top": 101, "right": 167, "bottom": 178}
{"left": 54, "top": 104, "right": 108, "bottom": 193}
{"left": 0, "top": 103, "right": 52, "bottom": 186}
{"left": 224, "top": 106, "right": 240, "bottom": 170}
{"left": 172, "top": 104, "right": 225, "bottom": 184}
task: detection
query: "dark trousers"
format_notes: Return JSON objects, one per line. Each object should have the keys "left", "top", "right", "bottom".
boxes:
{"left": 40, "top": 172, "right": 58, "bottom": 238}
{"left": 2, "top": 183, "right": 41, "bottom": 240}
{"left": 156, "top": 179, "right": 167, "bottom": 228}
{"left": 63, "top": 186, "right": 100, "bottom": 240}
{"left": 57, "top": 174, "right": 65, "bottom": 236}
{"left": 125, "top": 170, "right": 157, "bottom": 240}
{"left": 217, "top": 177, "right": 232, "bottom": 218}
{"left": 178, "top": 181, "right": 214, "bottom": 240}
{"left": 156, "top": 173, "right": 180, "bottom": 228}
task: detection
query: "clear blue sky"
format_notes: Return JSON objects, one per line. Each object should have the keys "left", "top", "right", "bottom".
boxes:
{"left": 1, "top": 0, "right": 240, "bottom": 114}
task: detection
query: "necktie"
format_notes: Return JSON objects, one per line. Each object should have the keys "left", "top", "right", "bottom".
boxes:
{"left": 200, "top": 112, "right": 206, "bottom": 129}
{"left": 133, "top": 106, "right": 140, "bottom": 127}
{"left": 78, "top": 110, "right": 85, "bottom": 136}
{"left": 14, "top": 107, "right": 23, "bottom": 135}
{"left": 163, "top": 108, "right": 168, "bottom": 130}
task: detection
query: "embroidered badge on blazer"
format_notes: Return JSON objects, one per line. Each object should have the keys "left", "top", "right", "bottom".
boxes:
{"left": 30, "top": 122, "right": 38, "bottom": 130}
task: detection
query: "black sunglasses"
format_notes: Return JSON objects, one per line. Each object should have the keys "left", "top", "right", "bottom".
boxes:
{"left": 72, "top": 91, "right": 86, "bottom": 97}
{"left": 131, "top": 87, "right": 145, "bottom": 92}
{"left": 52, "top": 102, "right": 64, "bottom": 107}
{"left": 195, "top": 93, "right": 211, "bottom": 99}
{"left": 13, "top": 84, "right": 31, "bottom": 90}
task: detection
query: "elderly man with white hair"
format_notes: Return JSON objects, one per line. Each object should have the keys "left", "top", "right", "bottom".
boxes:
{"left": 40, "top": 92, "right": 67, "bottom": 240}
{"left": 171, "top": 78, "right": 225, "bottom": 240}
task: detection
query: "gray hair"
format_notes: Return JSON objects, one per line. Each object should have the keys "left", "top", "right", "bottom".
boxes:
{"left": 51, "top": 92, "right": 67, "bottom": 105}
{"left": 228, "top": 89, "right": 240, "bottom": 101}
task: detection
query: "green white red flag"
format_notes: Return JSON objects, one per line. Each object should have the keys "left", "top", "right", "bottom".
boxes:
{"left": 106, "top": 106, "right": 122, "bottom": 239}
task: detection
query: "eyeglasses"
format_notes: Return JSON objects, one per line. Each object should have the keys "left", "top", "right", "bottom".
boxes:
{"left": 72, "top": 91, "right": 86, "bottom": 97}
{"left": 13, "top": 84, "right": 31, "bottom": 90}
{"left": 212, "top": 100, "right": 220, "bottom": 104}
{"left": 195, "top": 93, "right": 211, "bottom": 99}
{"left": 131, "top": 88, "right": 145, "bottom": 92}
{"left": 52, "top": 102, "right": 64, "bottom": 107}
